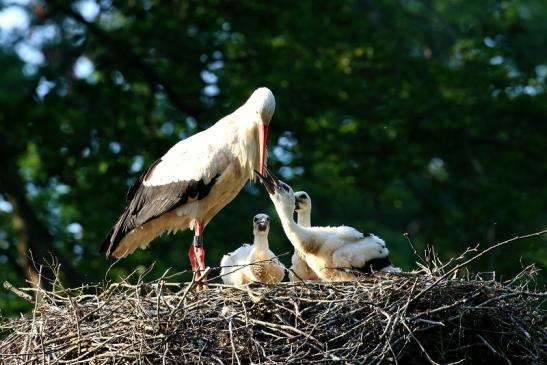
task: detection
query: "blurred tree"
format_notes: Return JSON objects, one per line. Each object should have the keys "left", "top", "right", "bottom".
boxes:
{"left": 0, "top": 0, "right": 546, "bottom": 315}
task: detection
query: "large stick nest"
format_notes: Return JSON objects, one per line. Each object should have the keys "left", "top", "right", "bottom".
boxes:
{"left": 1, "top": 244, "right": 546, "bottom": 364}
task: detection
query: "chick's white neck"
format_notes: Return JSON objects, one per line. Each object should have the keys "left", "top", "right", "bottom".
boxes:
{"left": 252, "top": 230, "right": 269, "bottom": 249}
{"left": 297, "top": 208, "right": 311, "bottom": 227}
{"left": 271, "top": 197, "right": 311, "bottom": 252}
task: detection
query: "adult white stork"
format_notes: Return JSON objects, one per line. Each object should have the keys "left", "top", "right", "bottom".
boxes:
{"left": 256, "top": 169, "right": 399, "bottom": 281}
{"left": 100, "top": 87, "right": 275, "bottom": 285}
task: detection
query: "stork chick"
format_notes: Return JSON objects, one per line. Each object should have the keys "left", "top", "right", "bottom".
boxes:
{"left": 220, "top": 214, "right": 285, "bottom": 285}
{"left": 289, "top": 191, "right": 319, "bottom": 281}
{"left": 257, "top": 169, "right": 398, "bottom": 281}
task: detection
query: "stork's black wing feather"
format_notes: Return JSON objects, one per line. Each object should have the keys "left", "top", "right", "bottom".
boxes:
{"left": 100, "top": 158, "right": 220, "bottom": 256}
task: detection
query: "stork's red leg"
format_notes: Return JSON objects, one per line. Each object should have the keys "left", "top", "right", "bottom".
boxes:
{"left": 188, "top": 220, "right": 208, "bottom": 290}
{"left": 188, "top": 243, "right": 198, "bottom": 272}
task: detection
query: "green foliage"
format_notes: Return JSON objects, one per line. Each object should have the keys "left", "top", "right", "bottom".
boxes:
{"left": 1, "top": 0, "right": 546, "bottom": 316}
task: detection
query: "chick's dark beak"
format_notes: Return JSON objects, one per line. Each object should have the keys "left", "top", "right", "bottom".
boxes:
{"left": 254, "top": 169, "right": 275, "bottom": 194}
{"left": 264, "top": 166, "right": 281, "bottom": 186}
{"left": 255, "top": 167, "right": 286, "bottom": 196}
{"left": 257, "top": 218, "right": 269, "bottom": 231}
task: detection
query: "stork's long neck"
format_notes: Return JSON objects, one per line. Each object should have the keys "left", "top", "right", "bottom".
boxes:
{"left": 297, "top": 209, "right": 311, "bottom": 227}
{"left": 272, "top": 200, "right": 316, "bottom": 254}
{"left": 231, "top": 118, "right": 259, "bottom": 180}
{"left": 252, "top": 232, "right": 269, "bottom": 250}
{"left": 223, "top": 87, "right": 274, "bottom": 181}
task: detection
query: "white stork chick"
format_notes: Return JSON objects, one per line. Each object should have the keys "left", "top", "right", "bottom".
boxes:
{"left": 100, "top": 88, "right": 276, "bottom": 285}
{"left": 220, "top": 214, "right": 285, "bottom": 285}
{"left": 257, "top": 169, "right": 397, "bottom": 281}
{"left": 289, "top": 191, "right": 319, "bottom": 281}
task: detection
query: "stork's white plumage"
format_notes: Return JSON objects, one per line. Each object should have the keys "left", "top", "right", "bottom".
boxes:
{"left": 257, "top": 169, "right": 397, "bottom": 281}
{"left": 289, "top": 191, "right": 319, "bottom": 281}
{"left": 220, "top": 214, "right": 285, "bottom": 285}
{"left": 101, "top": 88, "right": 276, "bottom": 285}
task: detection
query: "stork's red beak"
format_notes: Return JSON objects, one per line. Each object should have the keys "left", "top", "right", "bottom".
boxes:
{"left": 258, "top": 123, "right": 268, "bottom": 175}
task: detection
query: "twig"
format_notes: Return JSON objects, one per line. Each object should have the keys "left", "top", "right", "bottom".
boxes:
{"left": 229, "top": 319, "right": 241, "bottom": 365}
{"left": 404, "top": 232, "right": 427, "bottom": 265}
{"left": 3, "top": 281, "right": 35, "bottom": 303}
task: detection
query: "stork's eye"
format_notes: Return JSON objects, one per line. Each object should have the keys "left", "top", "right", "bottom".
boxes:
{"left": 281, "top": 184, "right": 289, "bottom": 192}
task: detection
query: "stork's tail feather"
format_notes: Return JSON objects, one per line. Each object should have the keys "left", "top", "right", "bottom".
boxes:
{"left": 100, "top": 209, "right": 132, "bottom": 258}
{"left": 100, "top": 208, "right": 193, "bottom": 258}
{"left": 99, "top": 230, "right": 113, "bottom": 255}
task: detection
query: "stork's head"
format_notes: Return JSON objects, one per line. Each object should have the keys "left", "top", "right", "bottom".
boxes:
{"left": 294, "top": 191, "right": 312, "bottom": 213}
{"left": 245, "top": 87, "right": 275, "bottom": 175}
{"left": 253, "top": 213, "right": 270, "bottom": 236}
{"left": 255, "top": 168, "right": 296, "bottom": 216}
{"left": 247, "top": 87, "right": 275, "bottom": 124}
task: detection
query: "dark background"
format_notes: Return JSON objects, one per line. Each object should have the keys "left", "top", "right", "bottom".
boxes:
{"left": 1, "top": 0, "right": 546, "bottom": 316}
